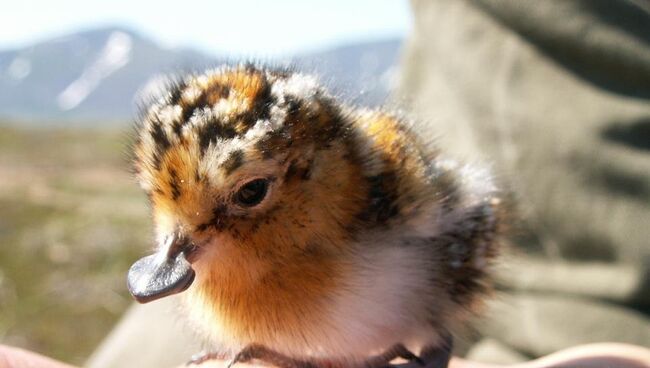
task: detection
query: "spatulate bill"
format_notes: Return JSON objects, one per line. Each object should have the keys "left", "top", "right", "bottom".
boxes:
{"left": 127, "top": 252, "right": 195, "bottom": 303}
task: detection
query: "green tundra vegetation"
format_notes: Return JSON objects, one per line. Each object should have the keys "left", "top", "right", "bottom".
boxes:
{"left": 0, "top": 122, "right": 150, "bottom": 364}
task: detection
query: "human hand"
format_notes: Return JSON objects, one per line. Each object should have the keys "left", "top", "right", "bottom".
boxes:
{"left": 0, "top": 345, "right": 75, "bottom": 368}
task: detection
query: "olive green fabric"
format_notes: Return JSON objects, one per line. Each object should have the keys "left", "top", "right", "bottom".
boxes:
{"left": 399, "top": 0, "right": 650, "bottom": 362}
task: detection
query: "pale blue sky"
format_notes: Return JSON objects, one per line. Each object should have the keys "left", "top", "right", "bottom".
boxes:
{"left": 1, "top": 0, "right": 412, "bottom": 56}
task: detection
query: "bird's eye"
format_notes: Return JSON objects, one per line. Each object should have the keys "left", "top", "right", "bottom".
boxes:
{"left": 235, "top": 179, "right": 269, "bottom": 207}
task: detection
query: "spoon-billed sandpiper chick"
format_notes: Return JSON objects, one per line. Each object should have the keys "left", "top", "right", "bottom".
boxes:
{"left": 127, "top": 64, "right": 503, "bottom": 368}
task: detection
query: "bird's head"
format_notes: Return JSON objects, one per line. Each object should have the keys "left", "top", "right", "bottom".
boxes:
{"left": 127, "top": 65, "right": 368, "bottom": 303}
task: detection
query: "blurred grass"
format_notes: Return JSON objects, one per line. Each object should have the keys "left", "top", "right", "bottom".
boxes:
{"left": 0, "top": 123, "right": 150, "bottom": 364}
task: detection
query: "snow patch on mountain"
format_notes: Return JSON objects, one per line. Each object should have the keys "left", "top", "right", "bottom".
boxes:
{"left": 57, "top": 31, "right": 132, "bottom": 111}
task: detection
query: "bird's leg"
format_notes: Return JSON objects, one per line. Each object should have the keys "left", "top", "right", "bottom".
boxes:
{"left": 189, "top": 338, "right": 452, "bottom": 368}
{"left": 228, "top": 344, "right": 319, "bottom": 368}
{"left": 187, "top": 351, "right": 229, "bottom": 365}
{"left": 363, "top": 344, "right": 425, "bottom": 367}
{"left": 419, "top": 333, "right": 453, "bottom": 368}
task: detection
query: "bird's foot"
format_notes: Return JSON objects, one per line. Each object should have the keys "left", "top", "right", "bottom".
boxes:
{"left": 188, "top": 336, "right": 452, "bottom": 368}
{"left": 187, "top": 350, "right": 229, "bottom": 365}
{"left": 418, "top": 333, "right": 453, "bottom": 368}
{"left": 228, "top": 344, "right": 318, "bottom": 368}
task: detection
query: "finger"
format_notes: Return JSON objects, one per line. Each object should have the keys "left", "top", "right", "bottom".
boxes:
{"left": 0, "top": 345, "right": 77, "bottom": 368}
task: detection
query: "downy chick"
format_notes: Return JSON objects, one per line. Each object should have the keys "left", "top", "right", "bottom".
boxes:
{"left": 127, "top": 64, "right": 502, "bottom": 368}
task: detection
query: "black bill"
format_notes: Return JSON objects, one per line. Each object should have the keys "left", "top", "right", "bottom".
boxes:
{"left": 127, "top": 251, "right": 195, "bottom": 304}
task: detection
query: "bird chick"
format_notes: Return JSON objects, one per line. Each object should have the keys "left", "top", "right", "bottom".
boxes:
{"left": 127, "top": 64, "right": 502, "bottom": 368}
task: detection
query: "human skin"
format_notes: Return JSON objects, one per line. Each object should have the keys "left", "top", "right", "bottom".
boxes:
{"left": 0, "top": 343, "right": 648, "bottom": 368}
{"left": 0, "top": 345, "right": 76, "bottom": 368}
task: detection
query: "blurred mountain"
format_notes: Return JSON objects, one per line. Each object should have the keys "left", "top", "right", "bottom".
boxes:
{"left": 293, "top": 39, "right": 401, "bottom": 108}
{"left": 0, "top": 26, "right": 401, "bottom": 125}
{"left": 0, "top": 27, "right": 215, "bottom": 124}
